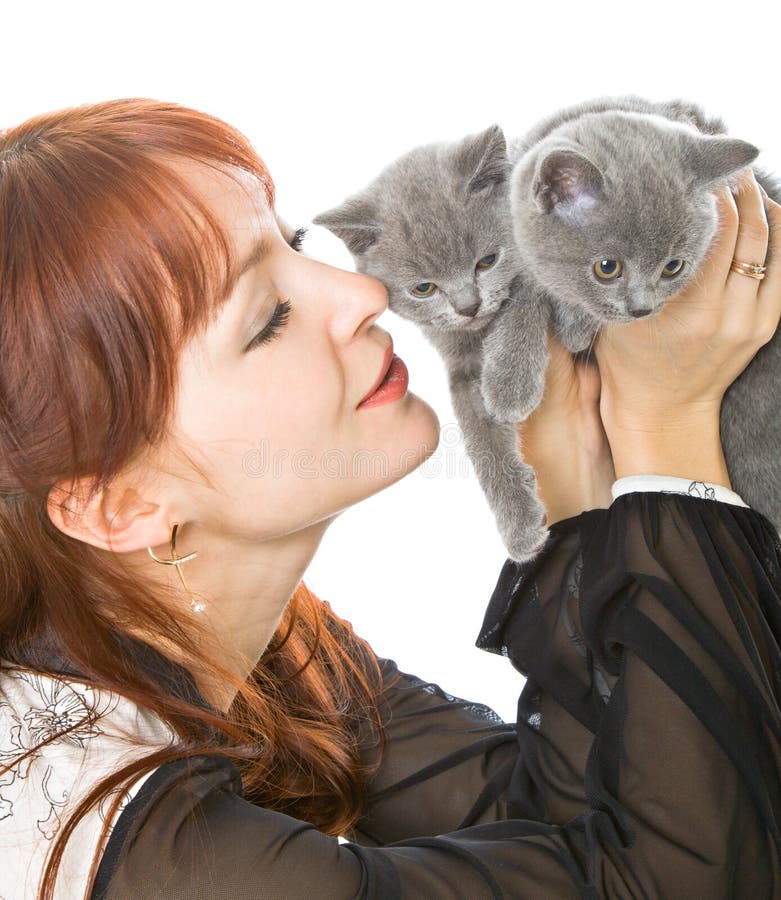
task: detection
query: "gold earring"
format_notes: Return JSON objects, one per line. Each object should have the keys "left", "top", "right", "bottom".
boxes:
{"left": 147, "top": 522, "right": 206, "bottom": 614}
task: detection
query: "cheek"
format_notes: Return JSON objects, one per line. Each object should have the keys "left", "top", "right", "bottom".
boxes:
{"left": 479, "top": 267, "right": 511, "bottom": 299}
{"left": 389, "top": 292, "right": 431, "bottom": 324}
{"left": 177, "top": 345, "right": 344, "bottom": 478}
{"left": 199, "top": 363, "right": 348, "bottom": 536}
{"left": 248, "top": 349, "right": 344, "bottom": 456}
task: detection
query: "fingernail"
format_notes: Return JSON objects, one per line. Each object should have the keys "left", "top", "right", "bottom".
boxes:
{"left": 758, "top": 182, "right": 769, "bottom": 199}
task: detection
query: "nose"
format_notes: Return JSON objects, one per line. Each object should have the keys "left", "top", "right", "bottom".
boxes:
{"left": 450, "top": 286, "right": 481, "bottom": 319}
{"left": 456, "top": 301, "right": 480, "bottom": 318}
{"left": 623, "top": 283, "right": 657, "bottom": 318}
{"left": 320, "top": 264, "right": 389, "bottom": 342}
{"left": 626, "top": 293, "right": 655, "bottom": 318}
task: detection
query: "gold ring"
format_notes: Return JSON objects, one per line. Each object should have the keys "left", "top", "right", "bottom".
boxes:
{"left": 730, "top": 259, "right": 767, "bottom": 280}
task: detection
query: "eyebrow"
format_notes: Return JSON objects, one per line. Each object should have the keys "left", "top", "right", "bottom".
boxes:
{"left": 236, "top": 234, "right": 274, "bottom": 279}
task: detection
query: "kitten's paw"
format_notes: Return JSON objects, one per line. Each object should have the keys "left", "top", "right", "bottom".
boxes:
{"left": 481, "top": 365, "right": 545, "bottom": 423}
{"left": 501, "top": 505, "right": 549, "bottom": 564}
{"left": 552, "top": 308, "right": 598, "bottom": 355}
{"left": 494, "top": 477, "right": 550, "bottom": 564}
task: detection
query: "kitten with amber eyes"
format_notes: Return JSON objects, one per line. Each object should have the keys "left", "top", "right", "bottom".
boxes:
{"left": 482, "top": 95, "right": 781, "bottom": 542}
{"left": 314, "top": 125, "right": 550, "bottom": 562}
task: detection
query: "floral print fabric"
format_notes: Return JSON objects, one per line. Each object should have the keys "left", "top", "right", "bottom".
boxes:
{"left": 0, "top": 665, "right": 176, "bottom": 899}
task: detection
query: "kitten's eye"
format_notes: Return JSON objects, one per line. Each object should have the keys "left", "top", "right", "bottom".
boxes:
{"left": 661, "top": 259, "right": 686, "bottom": 279}
{"left": 476, "top": 253, "right": 497, "bottom": 271}
{"left": 411, "top": 282, "right": 437, "bottom": 297}
{"left": 593, "top": 259, "right": 624, "bottom": 282}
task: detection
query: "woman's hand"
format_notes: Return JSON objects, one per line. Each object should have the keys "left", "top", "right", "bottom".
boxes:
{"left": 517, "top": 332, "right": 616, "bottom": 525}
{"left": 595, "top": 169, "right": 781, "bottom": 484}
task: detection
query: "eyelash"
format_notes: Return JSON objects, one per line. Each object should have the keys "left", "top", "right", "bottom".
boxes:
{"left": 290, "top": 225, "right": 308, "bottom": 252}
{"left": 247, "top": 298, "right": 292, "bottom": 350}
{"left": 245, "top": 226, "right": 306, "bottom": 351}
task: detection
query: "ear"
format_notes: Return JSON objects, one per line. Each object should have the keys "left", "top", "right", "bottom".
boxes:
{"left": 532, "top": 147, "right": 605, "bottom": 215}
{"left": 454, "top": 123, "right": 510, "bottom": 193}
{"left": 684, "top": 134, "right": 759, "bottom": 186}
{"left": 47, "top": 477, "right": 175, "bottom": 555}
{"left": 312, "top": 195, "right": 381, "bottom": 255}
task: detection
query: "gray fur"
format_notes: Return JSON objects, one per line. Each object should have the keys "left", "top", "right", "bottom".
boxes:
{"left": 313, "top": 125, "right": 549, "bottom": 561}
{"left": 495, "top": 95, "right": 781, "bottom": 543}
{"left": 314, "top": 99, "right": 781, "bottom": 563}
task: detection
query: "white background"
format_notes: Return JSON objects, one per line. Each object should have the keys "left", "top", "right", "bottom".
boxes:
{"left": 3, "top": 1, "right": 778, "bottom": 721}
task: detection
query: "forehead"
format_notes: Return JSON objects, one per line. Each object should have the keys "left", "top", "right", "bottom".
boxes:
{"left": 383, "top": 209, "right": 507, "bottom": 283}
{"left": 173, "top": 159, "right": 278, "bottom": 248}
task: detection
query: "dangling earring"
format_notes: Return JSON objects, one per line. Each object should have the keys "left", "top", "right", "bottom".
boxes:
{"left": 147, "top": 522, "right": 206, "bottom": 614}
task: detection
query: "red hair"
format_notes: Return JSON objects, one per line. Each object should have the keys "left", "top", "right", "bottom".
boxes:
{"left": 0, "top": 99, "right": 386, "bottom": 899}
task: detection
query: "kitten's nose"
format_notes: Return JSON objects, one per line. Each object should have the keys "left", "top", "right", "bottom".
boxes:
{"left": 629, "top": 307, "right": 653, "bottom": 318}
{"left": 456, "top": 302, "right": 480, "bottom": 318}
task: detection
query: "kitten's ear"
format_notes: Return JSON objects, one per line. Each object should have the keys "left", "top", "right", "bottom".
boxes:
{"left": 533, "top": 148, "right": 604, "bottom": 215}
{"left": 685, "top": 134, "right": 760, "bottom": 186}
{"left": 455, "top": 124, "right": 511, "bottom": 193}
{"left": 312, "top": 196, "right": 381, "bottom": 255}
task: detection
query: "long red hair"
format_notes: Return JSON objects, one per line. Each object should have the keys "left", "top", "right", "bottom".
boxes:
{"left": 0, "top": 99, "right": 386, "bottom": 900}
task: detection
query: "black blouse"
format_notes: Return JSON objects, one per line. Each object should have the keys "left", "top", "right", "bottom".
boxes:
{"left": 90, "top": 491, "right": 781, "bottom": 899}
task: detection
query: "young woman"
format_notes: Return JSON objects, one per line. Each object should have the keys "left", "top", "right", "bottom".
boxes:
{"left": 1, "top": 99, "right": 779, "bottom": 899}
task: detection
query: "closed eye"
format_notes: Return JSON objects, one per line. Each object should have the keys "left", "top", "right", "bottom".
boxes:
{"left": 242, "top": 225, "right": 303, "bottom": 353}
{"left": 244, "top": 299, "right": 292, "bottom": 352}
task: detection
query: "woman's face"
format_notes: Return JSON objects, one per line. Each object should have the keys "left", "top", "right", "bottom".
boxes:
{"left": 167, "top": 163, "right": 441, "bottom": 543}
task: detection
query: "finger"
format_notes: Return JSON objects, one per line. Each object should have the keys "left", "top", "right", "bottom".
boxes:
{"left": 543, "top": 329, "right": 577, "bottom": 400}
{"left": 698, "top": 184, "right": 740, "bottom": 286}
{"left": 574, "top": 353, "right": 602, "bottom": 406}
{"left": 721, "top": 170, "right": 769, "bottom": 336}
{"left": 670, "top": 185, "right": 737, "bottom": 324}
{"left": 725, "top": 170, "right": 769, "bottom": 303}
{"left": 730, "top": 169, "right": 770, "bottom": 268}
{"left": 756, "top": 195, "right": 781, "bottom": 343}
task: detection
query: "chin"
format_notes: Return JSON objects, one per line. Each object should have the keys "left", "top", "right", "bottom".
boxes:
{"left": 391, "top": 392, "right": 441, "bottom": 472}
{"left": 356, "top": 389, "right": 439, "bottom": 459}
{"left": 406, "top": 391, "right": 441, "bottom": 447}
{"left": 345, "top": 405, "right": 441, "bottom": 506}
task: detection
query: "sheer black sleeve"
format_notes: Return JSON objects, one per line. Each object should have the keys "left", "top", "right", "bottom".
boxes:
{"left": 351, "top": 515, "right": 596, "bottom": 845}
{"left": 93, "top": 492, "right": 781, "bottom": 899}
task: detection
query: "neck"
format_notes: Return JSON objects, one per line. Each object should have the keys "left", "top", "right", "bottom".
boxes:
{"left": 125, "top": 516, "right": 334, "bottom": 713}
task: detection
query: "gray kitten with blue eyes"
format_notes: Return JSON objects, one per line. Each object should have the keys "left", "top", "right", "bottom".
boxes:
{"left": 314, "top": 99, "right": 781, "bottom": 563}
{"left": 313, "top": 125, "right": 550, "bottom": 561}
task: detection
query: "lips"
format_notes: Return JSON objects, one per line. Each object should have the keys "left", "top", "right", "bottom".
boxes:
{"left": 358, "top": 339, "right": 394, "bottom": 407}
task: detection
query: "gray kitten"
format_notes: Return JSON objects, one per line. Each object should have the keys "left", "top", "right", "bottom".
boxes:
{"left": 484, "top": 95, "right": 781, "bottom": 542}
{"left": 313, "top": 126, "right": 551, "bottom": 561}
